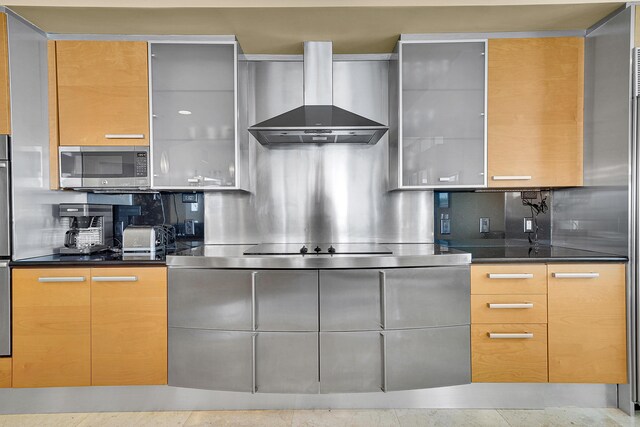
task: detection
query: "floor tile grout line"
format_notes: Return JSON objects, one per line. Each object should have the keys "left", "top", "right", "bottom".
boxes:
{"left": 496, "top": 408, "right": 515, "bottom": 427}
{"left": 392, "top": 408, "right": 401, "bottom": 426}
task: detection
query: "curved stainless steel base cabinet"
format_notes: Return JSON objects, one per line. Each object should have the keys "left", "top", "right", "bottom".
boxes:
{"left": 168, "top": 266, "right": 470, "bottom": 393}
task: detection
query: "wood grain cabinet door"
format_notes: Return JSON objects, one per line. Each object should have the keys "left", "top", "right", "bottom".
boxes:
{"left": 548, "top": 264, "right": 626, "bottom": 383}
{"left": 12, "top": 268, "right": 91, "bottom": 388}
{"left": 0, "top": 13, "right": 10, "bottom": 135}
{"left": 91, "top": 267, "right": 167, "bottom": 386}
{"left": 487, "top": 37, "right": 584, "bottom": 188}
{"left": 55, "top": 40, "right": 149, "bottom": 146}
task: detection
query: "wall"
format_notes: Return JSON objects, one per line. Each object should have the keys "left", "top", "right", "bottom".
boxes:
{"left": 205, "top": 58, "right": 434, "bottom": 245}
{"left": 7, "top": 12, "right": 85, "bottom": 260}
{"left": 551, "top": 7, "right": 632, "bottom": 256}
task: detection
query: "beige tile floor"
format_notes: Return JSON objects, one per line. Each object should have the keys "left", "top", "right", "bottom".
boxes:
{"left": 0, "top": 408, "right": 636, "bottom": 427}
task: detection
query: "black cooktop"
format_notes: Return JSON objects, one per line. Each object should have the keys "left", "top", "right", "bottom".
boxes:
{"left": 243, "top": 243, "right": 393, "bottom": 256}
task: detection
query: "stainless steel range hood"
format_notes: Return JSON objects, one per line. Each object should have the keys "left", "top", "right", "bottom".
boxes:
{"left": 248, "top": 41, "right": 389, "bottom": 145}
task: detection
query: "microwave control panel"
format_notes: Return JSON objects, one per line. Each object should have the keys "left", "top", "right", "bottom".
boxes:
{"left": 135, "top": 152, "right": 148, "bottom": 177}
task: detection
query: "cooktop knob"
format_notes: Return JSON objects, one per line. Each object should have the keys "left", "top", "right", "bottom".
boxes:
{"left": 328, "top": 245, "right": 336, "bottom": 254}
{"left": 314, "top": 246, "right": 322, "bottom": 254}
{"left": 300, "top": 245, "right": 308, "bottom": 254}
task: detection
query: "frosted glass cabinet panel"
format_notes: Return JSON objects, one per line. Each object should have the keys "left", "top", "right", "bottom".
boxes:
{"left": 150, "top": 42, "right": 245, "bottom": 190}
{"left": 393, "top": 41, "right": 486, "bottom": 189}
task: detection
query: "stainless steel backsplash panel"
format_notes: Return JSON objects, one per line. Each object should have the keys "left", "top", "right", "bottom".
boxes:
{"left": 7, "top": 14, "right": 86, "bottom": 260}
{"left": 206, "top": 59, "right": 434, "bottom": 244}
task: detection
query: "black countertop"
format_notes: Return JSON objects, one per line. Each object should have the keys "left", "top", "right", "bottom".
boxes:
{"left": 443, "top": 243, "right": 627, "bottom": 263}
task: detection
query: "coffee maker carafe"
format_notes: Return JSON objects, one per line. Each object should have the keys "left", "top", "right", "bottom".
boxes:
{"left": 58, "top": 204, "right": 113, "bottom": 255}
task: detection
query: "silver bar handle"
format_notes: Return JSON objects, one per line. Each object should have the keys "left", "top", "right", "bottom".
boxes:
{"left": 380, "top": 332, "right": 387, "bottom": 392}
{"left": 438, "top": 177, "right": 454, "bottom": 182}
{"left": 488, "top": 332, "right": 533, "bottom": 339}
{"left": 379, "top": 271, "right": 386, "bottom": 330}
{"left": 488, "top": 303, "right": 533, "bottom": 309}
{"left": 187, "top": 178, "right": 200, "bottom": 184}
{"left": 38, "top": 276, "right": 86, "bottom": 283}
{"left": 0, "top": 261, "right": 8, "bottom": 268}
{"left": 251, "top": 333, "right": 257, "bottom": 394}
{"left": 251, "top": 272, "right": 257, "bottom": 331}
{"left": 0, "top": 162, "right": 6, "bottom": 168}
{"left": 487, "top": 273, "right": 534, "bottom": 279}
{"left": 104, "top": 134, "right": 145, "bottom": 139}
{"left": 491, "top": 175, "right": 532, "bottom": 181}
{"left": 552, "top": 272, "right": 600, "bottom": 279}
{"left": 92, "top": 276, "right": 138, "bottom": 282}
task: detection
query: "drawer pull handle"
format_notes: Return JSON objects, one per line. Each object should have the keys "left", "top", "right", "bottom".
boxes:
{"left": 38, "top": 276, "right": 86, "bottom": 283}
{"left": 104, "top": 134, "right": 145, "bottom": 139}
{"left": 92, "top": 276, "right": 138, "bottom": 282}
{"left": 488, "top": 303, "right": 533, "bottom": 309}
{"left": 491, "top": 175, "right": 532, "bottom": 181}
{"left": 487, "top": 273, "right": 534, "bottom": 279}
{"left": 251, "top": 272, "right": 257, "bottom": 331}
{"left": 438, "top": 177, "right": 455, "bottom": 182}
{"left": 552, "top": 272, "right": 600, "bottom": 279}
{"left": 488, "top": 332, "right": 533, "bottom": 339}
{"left": 379, "top": 271, "right": 386, "bottom": 330}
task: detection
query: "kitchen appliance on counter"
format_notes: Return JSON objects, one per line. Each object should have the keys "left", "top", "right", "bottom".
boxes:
{"left": 59, "top": 146, "right": 149, "bottom": 190}
{"left": 0, "top": 136, "right": 10, "bottom": 357}
{"left": 123, "top": 225, "right": 175, "bottom": 255}
{"left": 58, "top": 203, "right": 113, "bottom": 255}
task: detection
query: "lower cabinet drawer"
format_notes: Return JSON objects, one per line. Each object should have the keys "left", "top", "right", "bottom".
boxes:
{"left": 471, "top": 323, "right": 548, "bottom": 383}
{"left": 471, "top": 294, "right": 547, "bottom": 324}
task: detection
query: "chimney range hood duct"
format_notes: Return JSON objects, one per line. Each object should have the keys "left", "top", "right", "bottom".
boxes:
{"left": 248, "top": 41, "right": 389, "bottom": 145}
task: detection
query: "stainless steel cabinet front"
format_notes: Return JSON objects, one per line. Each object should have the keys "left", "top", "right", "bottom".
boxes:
{"left": 320, "top": 270, "right": 382, "bottom": 331}
{"left": 385, "top": 326, "right": 471, "bottom": 391}
{"left": 168, "top": 327, "right": 253, "bottom": 392}
{"left": 385, "top": 266, "right": 470, "bottom": 329}
{"left": 255, "top": 271, "right": 318, "bottom": 332}
{"left": 255, "top": 332, "right": 319, "bottom": 393}
{"left": 320, "top": 331, "right": 383, "bottom": 393}
{"left": 168, "top": 269, "right": 253, "bottom": 330}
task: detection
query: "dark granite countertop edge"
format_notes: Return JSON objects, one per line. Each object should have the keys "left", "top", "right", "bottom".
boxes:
{"left": 470, "top": 256, "right": 628, "bottom": 264}
{"left": 9, "top": 259, "right": 167, "bottom": 267}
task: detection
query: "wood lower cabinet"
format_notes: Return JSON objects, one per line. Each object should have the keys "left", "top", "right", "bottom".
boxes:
{"left": 54, "top": 40, "right": 149, "bottom": 146}
{"left": 472, "top": 324, "right": 548, "bottom": 383}
{"left": 487, "top": 37, "right": 583, "bottom": 188}
{"left": 548, "top": 264, "right": 627, "bottom": 383}
{"left": 12, "top": 268, "right": 91, "bottom": 388}
{"left": 12, "top": 266, "right": 167, "bottom": 388}
{"left": 91, "top": 267, "right": 167, "bottom": 386}
{"left": 0, "top": 358, "right": 11, "bottom": 387}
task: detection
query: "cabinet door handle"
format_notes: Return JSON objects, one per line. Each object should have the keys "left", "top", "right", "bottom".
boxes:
{"left": 380, "top": 332, "right": 387, "bottom": 393}
{"left": 487, "top": 273, "right": 533, "bottom": 279}
{"left": 491, "top": 176, "right": 532, "bottom": 181}
{"left": 0, "top": 162, "right": 6, "bottom": 168}
{"left": 552, "top": 272, "right": 600, "bottom": 279}
{"left": 488, "top": 332, "right": 533, "bottom": 339}
{"left": 488, "top": 303, "right": 533, "bottom": 309}
{"left": 92, "top": 276, "right": 138, "bottom": 282}
{"left": 38, "top": 276, "right": 86, "bottom": 283}
{"left": 104, "top": 134, "right": 145, "bottom": 139}
{"left": 187, "top": 178, "right": 200, "bottom": 183}
{"left": 251, "top": 333, "right": 257, "bottom": 394}
{"left": 251, "top": 272, "right": 257, "bottom": 331}
{"left": 379, "top": 271, "right": 386, "bottom": 330}
{"left": 438, "top": 177, "right": 455, "bottom": 182}
{"left": 0, "top": 261, "right": 8, "bottom": 268}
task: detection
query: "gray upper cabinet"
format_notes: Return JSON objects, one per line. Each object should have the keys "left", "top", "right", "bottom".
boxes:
{"left": 389, "top": 40, "right": 487, "bottom": 189}
{"left": 149, "top": 41, "right": 249, "bottom": 190}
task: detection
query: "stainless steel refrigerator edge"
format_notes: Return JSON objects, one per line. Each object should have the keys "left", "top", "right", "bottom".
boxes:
{"left": 0, "top": 137, "right": 9, "bottom": 356}
{"left": 6, "top": 13, "right": 85, "bottom": 260}
{"left": 205, "top": 58, "right": 434, "bottom": 245}
{"left": 552, "top": 5, "right": 635, "bottom": 414}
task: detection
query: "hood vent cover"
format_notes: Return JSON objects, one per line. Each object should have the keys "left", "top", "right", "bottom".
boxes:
{"left": 248, "top": 41, "right": 388, "bottom": 145}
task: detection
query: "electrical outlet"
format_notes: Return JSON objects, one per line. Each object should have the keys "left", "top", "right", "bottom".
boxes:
{"left": 479, "top": 217, "right": 490, "bottom": 233}
{"left": 440, "top": 214, "right": 451, "bottom": 235}
{"left": 524, "top": 217, "right": 534, "bottom": 233}
{"left": 185, "top": 220, "right": 196, "bottom": 236}
{"left": 182, "top": 193, "right": 198, "bottom": 203}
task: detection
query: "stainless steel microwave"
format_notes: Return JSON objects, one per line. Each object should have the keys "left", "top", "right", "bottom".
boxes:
{"left": 59, "top": 146, "right": 150, "bottom": 190}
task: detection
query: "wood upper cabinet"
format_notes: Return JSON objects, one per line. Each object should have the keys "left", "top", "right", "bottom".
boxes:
{"left": 12, "top": 268, "right": 91, "bottom": 388}
{"left": 91, "top": 267, "right": 167, "bottom": 386}
{"left": 0, "top": 13, "right": 10, "bottom": 135}
{"left": 487, "top": 37, "right": 584, "bottom": 188}
{"left": 54, "top": 41, "right": 149, "bottom": 146}
{"left": 548, "top": 263, "right": 627, "bottom": 383}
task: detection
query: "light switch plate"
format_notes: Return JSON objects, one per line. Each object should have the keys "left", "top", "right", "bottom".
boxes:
{"left": 480, "top": 217, "right": 490, "bottom": 233}
{"left": 524, "top": 217, "right": 534, "bottom": 233}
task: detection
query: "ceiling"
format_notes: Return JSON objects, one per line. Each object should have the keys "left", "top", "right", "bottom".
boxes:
{"left": 6, "top": 2, "right": 625, "bottom": 54}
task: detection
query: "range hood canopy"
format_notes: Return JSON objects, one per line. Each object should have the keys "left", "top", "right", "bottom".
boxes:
{"left": 248, "top": 41, "right": 389, "bottom": 145}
